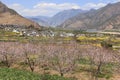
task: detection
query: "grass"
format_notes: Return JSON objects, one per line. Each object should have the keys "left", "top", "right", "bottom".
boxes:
{"left": 76, "top": 58, "right": 116, "bottom": 79}
{"left": 0, "top": 68, "right": 76, "bottom": 80}
{"left": 0, "top": 68, "right": 41, "bottom": 80}
{"left": 78, "top": 58, "right": 91, "bottom": 65}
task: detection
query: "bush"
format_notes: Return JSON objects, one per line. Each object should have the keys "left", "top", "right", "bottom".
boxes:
{"left": 101, "top": 41, "right": 112, "bottom": 48}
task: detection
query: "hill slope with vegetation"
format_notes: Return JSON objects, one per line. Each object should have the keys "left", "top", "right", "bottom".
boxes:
{"left": 0, "top": 1, "right": 40, "bottom": 28}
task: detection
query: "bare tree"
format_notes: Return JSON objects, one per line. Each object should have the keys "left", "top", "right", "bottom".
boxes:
{"left": 86, "top": 46, "right": 114, "bottom": 80}
{"left": 21, "top": 43, "right": 38, "bottom": 72}
{"left": 46, "top": 44, "right": 77, "bottom": 76}
{"left": 38, "top": 44, "right": 51, "bottom": 74}
{"left": 114, "top": 50, "right": 120, "bottom": 73}
{"left": 0, "top": 42, "right": 16, "bottom": 68}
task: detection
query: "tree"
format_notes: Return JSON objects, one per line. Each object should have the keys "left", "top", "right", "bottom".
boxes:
{"left": 47, "top": 44, "right": 77, "bottom": 76}
{"left": 0, "top": 42, "right": 16, "bottom": 68}
{"left": 21, "top": 43, "right": 38, "bottom": 72}
{"left": 86, "top": 46, "right": 114, "bottom": 80}
{"left": 38, "top": 44, "right": 50, "bottom": 74}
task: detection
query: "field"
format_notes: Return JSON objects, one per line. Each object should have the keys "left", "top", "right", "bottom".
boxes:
{"left": 0, "top": 30, "right": 120, "bottom": 80}
{"left": 0, "top": 68, "right": 74, "bottom": 80}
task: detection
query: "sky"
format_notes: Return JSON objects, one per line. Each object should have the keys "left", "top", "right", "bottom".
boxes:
{"left": 1, "top": 0, "right": 120, "bottom": 17}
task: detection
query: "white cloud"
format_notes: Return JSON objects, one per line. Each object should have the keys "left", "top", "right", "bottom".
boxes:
{"left": 8, "top": 3, "right": 80, "bottom": 17}
{"left": 8, "top": 4, "right": 24, "bottom": 11}
{"left": 116, "top": 0, "right": 120, "bottom": 2}
{"left": 8, "top": 2, "right": 107, "bottom": 17}
{"left": 82, "top": 3, "right": 106, "bottom": 10}
{"left": 34, "top": 3, "right": 80, "bottom": 10}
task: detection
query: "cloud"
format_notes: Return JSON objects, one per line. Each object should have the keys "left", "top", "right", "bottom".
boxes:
{"left": 115, "top": 0, "right": 120, "bottom": 3}
{"left": 8, "top": 2, "right": 107, "bottom": 17}
{"left": 82, "top": 3, "right": 106, "bottom": 10}
{"left": 8, "top": 3, "right": 26, "bottom": 15}
{"left": 34, "top": 3, "right": 80, "bottom": 10}
{"left": 8, "top": 3, "right": 80, "bottom": 17}
{"left": 116, "top": 0, "right": 120, "bottom": 2}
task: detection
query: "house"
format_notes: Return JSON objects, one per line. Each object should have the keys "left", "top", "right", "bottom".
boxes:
{"left": 76, "top": 34, "right": 86, "bottom": 37}
{"left": 66, "top": 33, "right": 74, "bottom": 37}
{"left": 40, "top": 30, "right": 55, "bottom": 37}
{"left": 60, "top": 32, "right": 74, "bottom": 37}
{"left": 12, "top": 29, "right": 19, "bottom": 33}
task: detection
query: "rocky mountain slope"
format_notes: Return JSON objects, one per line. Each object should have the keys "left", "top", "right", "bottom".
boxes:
{"left": 48, "top": 9, "right": 87, "bottom": 27}
{"left": 0, "top": 1, "right": 40, "bottom": 28}
{"left": 29, "top": 9, "right": 87, "bottom": 27}
{"left": 59, "top": 2, "right": 120, "bottom": 30}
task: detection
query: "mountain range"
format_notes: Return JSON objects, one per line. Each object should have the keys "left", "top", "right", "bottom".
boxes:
{"left": 59, "top": 2, "right": 120, "bottom": 30}
{"left": 1, "top": 1, "right": 120, "bottom": 30}
{"left": 0, "top": 1, "right": 40, "bottom": 28}
{"left": 27, "top": 16, "right": 50, "bottom": 27}
{"left": 28, "top": 9, "right": 87, "bottom": 27}
{"left": 29, "top": 2, "right": 120, "bottom": 30}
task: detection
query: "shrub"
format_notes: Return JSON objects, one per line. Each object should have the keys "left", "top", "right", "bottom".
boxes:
{"left": 101, "top": 41, "right": 112, "bottom": 48}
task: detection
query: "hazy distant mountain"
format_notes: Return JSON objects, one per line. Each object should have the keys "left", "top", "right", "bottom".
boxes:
{"left": 0, "top": 1, "right": 40, "bottom": 28}
{"left": 36, "top": 16, "right": 50, "bottom": 22}
{"left": 48, "top": 9, "right": 87, "bottom": 27}
{"left": 28, "top": 16, "right": 50, "bottom": 27}
{"left": 59, "top": 2, "right": 120, "bottom": 30}
{"left": 28, "top": 9, "right": 87, "bottom": 27}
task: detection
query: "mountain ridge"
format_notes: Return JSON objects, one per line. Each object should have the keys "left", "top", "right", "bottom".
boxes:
{"left": 0, "top": 1, "right": 41, "bottom": 28}
{"left": 59, "top": 2, "right": 120, "bottom": 30}
{"left": 28, "top": 9, "right": 87, "bottom": 27}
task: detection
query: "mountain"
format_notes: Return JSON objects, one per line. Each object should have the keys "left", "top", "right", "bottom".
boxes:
{"left": 27, "top": 16, "right": 50, "bottom": 27}
{"left": 28, "top": 9, "right": 87, "bottom": 27}
{"left": 48, "top": 9, "right": 87, "bottom": 27}
{"left": 59, "top": 2, "right": 120, "bottom": 30}
{"left": 0, "top": 1, "right": 40, "bottom": 28}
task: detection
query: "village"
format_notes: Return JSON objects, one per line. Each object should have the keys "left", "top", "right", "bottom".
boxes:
{"left": 0, "top": 24, "right": 120, "bottom": 39}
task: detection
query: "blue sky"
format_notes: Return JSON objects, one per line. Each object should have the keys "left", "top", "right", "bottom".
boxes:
{"left": 1, "top": 0, "right": 120, "bottom": 17}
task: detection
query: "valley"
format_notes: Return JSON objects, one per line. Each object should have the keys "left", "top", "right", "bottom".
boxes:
{"left": 0, "top": 1, "right": 120, "bottom": 80}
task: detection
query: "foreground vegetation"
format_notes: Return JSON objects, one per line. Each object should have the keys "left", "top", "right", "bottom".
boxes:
{"left": 0, "top": 42, "right": 119, "bottom": 80}
{"left": 0, "top": 68, "right": 74, "bottom": 80}
{"left": 0, "top": 29, "right": 120, "bottom": 80}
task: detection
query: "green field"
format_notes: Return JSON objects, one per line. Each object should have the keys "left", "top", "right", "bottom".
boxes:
{"left": 0, "top": 68, "right": 75, "bottom": 80}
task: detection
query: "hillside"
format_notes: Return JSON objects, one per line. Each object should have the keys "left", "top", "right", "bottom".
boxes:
{"left": 29, "top": 9, "right": 87, "bottom": 27}
{"left": 0, "top": 1, "right": 40, "bottom": 28}
{"left": 59, "top": 2, "right": 120, "bottom": 30}
{"left": 48, "top": 9, "right": 87, "bottom": 27}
